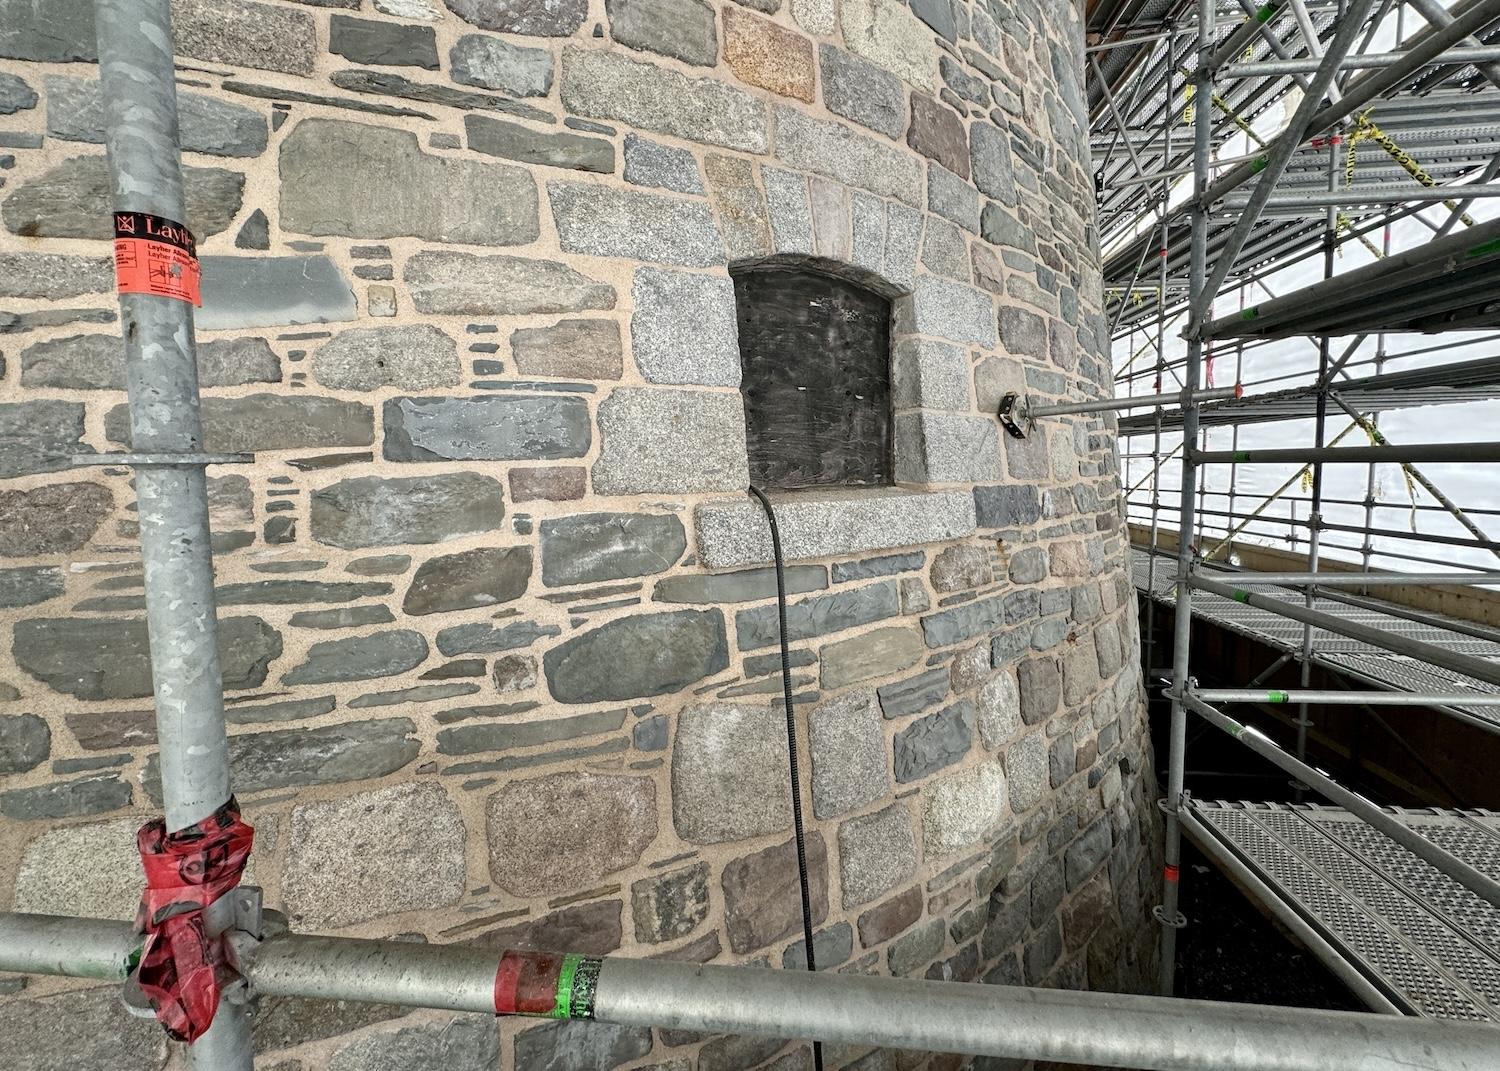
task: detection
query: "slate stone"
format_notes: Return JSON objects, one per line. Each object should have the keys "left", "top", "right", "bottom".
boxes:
{"left": 327, "top": 1016, "right": 500, "bottom": 1071}
{"left": 282, "top": 630, "right": 428, "bottom": 684}
{"left": 0, "top": 483, "right": 110, "bottom": 558}
{"left": 280, "top": 118, "right": 538, "bottom": 246}
{"left": 0, "top": 73, "right": 38, "bottom": 115}
{"left": 831, "top": 552, "right": 924, "bottom": 583}
{"left": 893, "top": 700, "right": 974, "bottom": 782}
{"left": 623, "top": 134, "right": 705, "bottom": 193}
{"left": 466, "top": 113, "right": 615, "bottom": 173}
{"left": 672, "top": 702, "right": 792, "bottom": 842}
{"left": 197, "top": 255, "right": 357, "bottom": 331}
{"left": 807, "top": 690, "right": 889, "bottom": 819}
{"left": 632, "top": 863, "right": 710, "bottom": 943}
{"left": 13, "top": 616, "right": 280, "bottom": 700}
{"left": 906, "top": 93, "right": 969, "bottom": 179}
{"left": 45, "top": 75, "right": 268, "bottom": 157}
{"left": 1016, "top": 657, "right": 1060, "bottom": 724}
{"left": 329, "top": 14, "right": 439, "bottom": 68}
{"left": 313, "top": 325, "right": 459, "bottom": 390}
{"left": 653, "top": 565, "right": 825, "bottom": 604}
{"left": 403, "top": 546, "right": 532, "bottom": 616}
{"left": 735, "top": 580, "right": 900, "bottom": 651}
{"left": 3, "top": 155, "right": 243, "bottom": 239}
{"left": 145, "top": 719, "right": 419, "bottom": 804}
{"left": 876, "top": 667, "right": 949, "bottom": 719}
{"left": 284, "top": 782, "right": 465, "bottom": 928}
{"left": 970, "top": 122, "right": 1017, "bottom": 204}
{"left": 699, "top": 1036, "right": 787, "bottom": 1071}
{"left": 722, "top": 6, "right": 815, "bottom": 102}
{"left": 0, "top": 0, "right": 95, "bottom": 61}
{"left": 917, "top": 593, "right": 1004, "bottom": 648}
{"left": 512, "top": 319, "right": 623, "bottom": 380}
{"left": 979, "top": 203, "right": 1034, "bottom": 252}
{"left": 974, "top": 485, "right": 1041, "bottom": 528}
{"left": 405, "top": 250, "right": 615, "bottom": 315}
{"left": 550, "top": 182, "right": 725, "bottom": 266}
{"left": 384, "top": 395, "right": 591, "bottom": 462}
{"left": 0, "top": 713, "right": 49, "bottom": 774}
{"left": 922, "top": 760, "right": 1005, "bottom": 853}
{"left": 435, "top": 620, "right": 560, "bottom": 656}
{"left": 545, "top": 610, "right": 728, "bottom": 703}
{"left": 513, "top": 1021, "right": 653, "bottom": 1071}
{"left": 77, "top": 579, "right": 392, "bottom": 613}
{"left": 837, "top": 802, "right": 917, "bottom": 907}
{"left": 312, "top": 473, "right": 504, "bottom": 549}
{"left": 704, "top": 152, "right": 773, "bottom": 259}
{"left": 633, "top": 714, "right": 668, "bottom": 752}
{"left": 1008, "top": 547, "right": 1047, "bottom": 584}
{"left": 857, "top": 884, "right": 922, "bottom": 948}
{"left": 228, "top": 696, "right": 339, "bottom": 723}
{"left": 435, "top": 706, "right": 622, "bottom": 756}
{"left": 0, "top": 252, "right": 112, "bottom": 299}
{"left": 928, "top": 163, "right": 980, "bottom": 232}
{"left": 445, "top": 0, "right": 589, "bottom": 36}
{"left": 773, "top": 105, "right": 921, "bottom": 207}
{"left": 607, "top": 0, "right": 718, "bottom": 66}
{"left": 631, "top": 267, "right": 740, "bottom": 385}
{"left": 540, "top": 512, "right": 686, "bottom": 587}
{"left": 0, "top": 774, "right": 132, "bottom": 820}
{"left": 349, "top": 554, "right": 412, "bottom": 576}
{"left": 0, "top": 986, "right": 166, "bottom": 1071}
{"left": 451, "top": 33, "right": 554, "bottom": 97}
{"left": 888, "top": 917, "right": 945, "bottom": 976}
{"left": 327, "top": 68, "right": 554, "bottom": 120}
{"left": 560, "top": 46, "right": 768, "bottom": 153}
{"left": 1005, "top": 733, "right": 1047, "bottom": 813}
{"left": 820, "top": 626, "right": 923, "bottom": 689}
{"left": 722, "top": 833, "right": 829, "bottom": 952}
{"left": 1066, "top": 819, "right": 1113, "bottom": 889}
{"left": 103, "top": 395, "right": 370, "bottom": 454}
{"left": 471, "top": 899, "right": 623, "bottom": 955}
{"left": 783, "top": 920, "right": 853, "bottom": 970}
{"left": 0, "top": 566, "right": 64, "bottom": 609}
{"left": 592, "top": 387, "right": 749, "bottom": 495}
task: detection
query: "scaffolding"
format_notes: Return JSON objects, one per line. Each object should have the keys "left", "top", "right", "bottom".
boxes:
{"left": 1087, "top": 0, "right": 1500, "bottom": 1025}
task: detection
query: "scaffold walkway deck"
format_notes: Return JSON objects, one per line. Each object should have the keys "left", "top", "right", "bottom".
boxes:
{"left": 1184, "top": 800, "right": 1500, "bottom": 1020}
{"left": 1130, "top": 548, "right": 1500, "bottom": 733}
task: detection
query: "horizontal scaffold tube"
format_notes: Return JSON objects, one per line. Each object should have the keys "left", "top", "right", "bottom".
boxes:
{"left": 1190, "top": 442, "right": 1500, "bottom": 465}
{"left": 1186, "top": 575, "right": 1500, "bottom": 689}
{"left": 1026, "top": 385, "right": 1240, "bottom": 419}
{"left": 1190, "top": 688, "right": 1500, "bottom": 707}
{"left": 1175, "top": 695, "right": 1500, "bottom": 912}
{"left": 2, "top": 912, "right": 1499, "bottom": 1071}
{"left": 1194, "top": 571, "right": 1500, "bottom": 586}
{"left": 1223, "top": 43, "right": 1500, "bottom": 75}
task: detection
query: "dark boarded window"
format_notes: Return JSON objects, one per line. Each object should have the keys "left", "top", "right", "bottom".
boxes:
{"left": 732, "top": 264, "right": 893, "bottom": 489}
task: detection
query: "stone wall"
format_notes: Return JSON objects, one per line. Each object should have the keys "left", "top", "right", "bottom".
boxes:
{"left": 0, "top": 0, "right": 1160, "bottom": 1066}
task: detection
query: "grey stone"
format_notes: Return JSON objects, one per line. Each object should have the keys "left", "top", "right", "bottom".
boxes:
{"left": 284, "top": 782, "right": 464, "bottom": 928}
{"left": 0, "top": 986, "right": 166, "bottom": 1071}
{"left": 403, "top": 546, "right": 533, "bottom": 615}
{"left": 451, "top": 33, "right": 554, "bottom": 96}
{"left": 513, "top": 319, "right": 623, "bottom": 379}
{"left": 541, "top": 512, "right": 686, "bottom": 586}
{"left": 837, "top": 801, "right": 917, "bottom": 906}
{"left": 1061, "top": 640, "right": 1099, "bottom": 706}
{"left": 819, "top": 44, "right": 904, "bottom": 139}
{"left": 672, "top": 703, "right": 792, "bottom": 843}
{"left": 920, "top": 218, "right": 971, "bottom": 281}
{"left": 12, "top": 816, "right": 145, "bottom": 919}
{"left": 349, "top": 554, "right": 411, "bottom": 576}
{"left": 999, "top": 306, "right": 1048, "bottom": 358}
{"left": 608, "top": 0, "right": 718, "bottom": 66}
{"left": 928, "top": 164, "right": 980, "bottom": 232}
{"left": 907, "top": 93, "right": 968, "bottom": 179}
{"left": 327, "top": 1017, "right": 500, "bottom": 1071}
{"left": 970, "top": 122, "right": 1017, "bottom": 204}
{"left": 376, "top": 0, "right": 442, "bottom": 16}
{"left": 624, "top": 134, "right": 705, "bottom": 194}
{"left": 722, "top": 833, "right": 829, "bottom": 952}
{"left": 654, "top": 564, "right": 825, "bottom": 604}
{"left": 545, "top": 609, "right": 729, "bottom": 703}
{"left": 633, "top": 714, "right": 669, "bottom": 751}
{"left": 492, "top": 654, "right": 538, "bottom": 692}
{"left": 1008, "top": 546, "right": 1047, "bottom": 583}
{"left": 930, "top": 544, "right": 992, "bottom": 593}
{"left": 2, "top": 156, "right": 242, "bottom": 239}
{"left": 940, "top": 54, "right": 987, "bottom": 106}
{"left": 0, "top": 774, "right": 131, "bottom": 821}
{"left": 1016, "top": 657, "right": 1060, "bottom": 724}
{"left": 173, "top": 0, "right": 319, "bottom": 74}
{"left": 0, "top": 482, "right": 112, "bottom": 557}
{"left": 1095, "top": 619, "right": 1124, "bottom": 677}
{"left": 329, "top": 14, "right": 438, "bottom": 68}
{"left": 901, "top": 274, "right": 997, "bottom": 347}
{"left": 0, "top": 0, "right": 95, "bottom": 62}
{"left": 632, "top": 863, "right": 711, "bottom": 942}
{"left": 910, "top": 0, "right": 955, "bottom": 39}
{"left": 840, "top": 0, "right": 938, "bottom": 91}
{"left": 313, "top": 325, "right": 459, "bottom": 390}
{"left": 820, "top": 626, "right": 923, "bottom": 689}
{"left": 851, "top": 192, "right": 885, "bottom": 273}
{"left": 1066, "top": 818, "right": 1113, "bottom": 889}
{"left": 469, "top": 898, "right": 623, "bottom": 954}
{"left": 917, "top": 592, "right": 1004, "bottom": 648}
{"left": 561, "top": 46, "right": 767, "bottom": 153}
{"left": 104, "top": 395, "right": 371, "bottom": 453}
{"left": 631, "top": 267, "right": 740, "bottom": 385}
{"left": 783, "top": 921, "right": 853, "bottom": 970}
{"left": 593, "top": 387, "right": 749, "bottom": 495}
{"left": 808, "top": 690, "right": 889, "bottom": 818}
{"left": 0, "top": 567, "right": 64, "bottom": 609}
{"left": 877, "top": 667, "right": 949, "bottom": 718}
{"left": 436, "top": 619, "right": 561, "bottom": 656}
{"left": 0, "top": 72, "right": 38, "bottom": 113}
{"left": 763, "top": 166, "right": 813, "bottom": 254}
{"left": 695, "top": 490, "right": 975, "bottom": 569}
{"left": 705, "top": 153, "right": 773, "bottom": 259}
{"left": 893, "top": 700, "right": 973, "bottom": 782}
{"left": 197, "top": 255, "right": 357, "bottom": 331}
{"left": 980, "top": 203, "right": 1034, "bottom": 252}
{"left": 0, "top": 252, "right": 112, "bottom": 299}
{"left": 282, "top": 630, "right": 427, "bottom": 685}
{"left": 0, "top": 713, "right": 49, "bottom": 773}
{"left": 445, "top": 0, "right": 588, "bottom": 36}
{"left": 884, "top": 202, "right": 922, "bottom": 290}
{"left": 1005, "top": 733, "right": 1047, "bottom": 812}
{"left": 923, "top": 760, "right": 1006, "bottom": 854}
{"left": 436, "top": 707, "right": 624, "bottom": 755}
{"left": 831, "top": 552, "right": 924, "bottom": 582}
{"left": 313, "top": 471, "right": 507, "bottom": 546}
{"left": 698, "top": 1035, "right": 786, "bottom": 1071}
{"left": 974, "top": 484, "right": 1042, "bottom": 528}
{"left": 550, "top": 182, "right": 725, "bottom": 267}
{"left": 888, "top": 917, "right": 945, "bottom": 976}
{"left": 281, "top": 118, "right": 538, "bottom": 246}
{"left": 383, "top": 395, "right": 591, "bottom": 462}
{"left": 406, "top": 250, "right": 615, "bottom": 316}
{"left": 977, "top": 670, "right": 1020, "bottom": 748}
{"left": 13, "top": 616, "right": 279, "bottom": 700}
{"left": 514, "top": 1021, "right": 653, "bottom": 1071}
{"left": 736, "top": 580, "right": 900, "bottom": 651}
{"left": 773, "top": 105, "right": 921, "bottom": 207}
{"left": 46, "top": 75, "right": 266, "bottom": 157}
{"left": 466, "top": 113, "right": 615, "bottom": 173}
{"left": 487, "top": 772, "right": 657, "bottom": 896}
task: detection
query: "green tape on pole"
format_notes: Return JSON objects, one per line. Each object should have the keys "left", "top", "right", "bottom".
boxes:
{"left": 1233, "top": 590, "right": 1251, "bottom": 603}
{"left": 1240, "top": 306, "right": 1259, "bottom": 320}
{"left": 1251, "top": 155, "right": 1268, "bottom": 174}
{"left": 549, "top": 953, "right": 602, "bottom": 1020}
{"left": 1466, "top": 238, "right": 1500, "bottom": 258}
{"left": 1234, "top": 450, "right": 1250, "bottom": 462}
{"left": 551, "top": 953, "right": 580, "bottom": 1018}
{"left": 1268, "top": 690, "right": 1289, "bottom": 703}
{"left": 1256, "top": 2, "right": 1277, "bottom": 20}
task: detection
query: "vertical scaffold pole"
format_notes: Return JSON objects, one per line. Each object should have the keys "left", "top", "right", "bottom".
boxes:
{"left": 1156, "top": 0, "right": 1214, "bottom": 997}
{"left": 94, "top": 1, "right": 250, "bottom": 1067}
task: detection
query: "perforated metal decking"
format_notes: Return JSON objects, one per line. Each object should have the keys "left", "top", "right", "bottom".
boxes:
{"left": 1187, "top": 801, "right": 1500, "bottom": 1020}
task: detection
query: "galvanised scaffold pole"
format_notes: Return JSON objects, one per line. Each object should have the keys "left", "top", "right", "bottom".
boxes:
{"left": 1191, "top": 442, "right": 1500, "bottom": 465}
{"left": 1191, "top": 688, "right": 1500, "bottom": 708}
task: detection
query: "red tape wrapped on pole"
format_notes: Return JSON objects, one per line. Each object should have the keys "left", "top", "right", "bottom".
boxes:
{"left": 133, "top": 799, "right": 254, "bottom": 1042}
